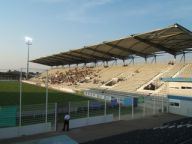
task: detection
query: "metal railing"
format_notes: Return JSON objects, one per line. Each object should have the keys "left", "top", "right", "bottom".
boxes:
{"left": 0, "top": 103, "right": 57, "bottom": 130}
{"left": 57, "top": 96, "right": 169, "bottom": 122}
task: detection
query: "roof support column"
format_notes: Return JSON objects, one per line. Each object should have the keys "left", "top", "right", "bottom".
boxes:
{"left": 173, "top": 55, "right": 176, "bottom": 64}
{"left": 123, "top": 59, "right": 125, "bottom": 66}
{"left": 94, "top": 60, "right": 98, "bottom": 67}
{"left": 129, "top": 57, "right": 135, "bottom": 65}
{"left": 145, "top": 57, "right": 147, "bottom": 64}
{"left": 184, "top": 52, "right": 186, "bottom": 63}
{"left": 94, "top": 61, "right": 97, "bottom": 67}
{"left": 115, "top": 59, "right": 117, "bottom": 65}
{"left": 151, "top": 55, "right": 156, "bottom": 64}
{"left": 180, "top": 52, "right": 186, "bottom": 63}
{"left": 106, "top": 61, "right": 108, "bottom": 67}
{"left": 155, "top": 55, "right": 157, "bottom": 63}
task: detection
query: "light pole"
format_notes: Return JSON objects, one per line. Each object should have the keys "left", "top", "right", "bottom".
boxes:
{"left": 25, "top": 36, "right": 32, "bottom": 80}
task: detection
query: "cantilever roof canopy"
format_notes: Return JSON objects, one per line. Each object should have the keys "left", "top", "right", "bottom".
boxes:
{"left": 31, "top": 23, "right": 192, "bottom": 66}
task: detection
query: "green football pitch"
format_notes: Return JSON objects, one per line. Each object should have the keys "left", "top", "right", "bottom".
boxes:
{"left": 0, "top": 81, "right": 90, "bottom": 106}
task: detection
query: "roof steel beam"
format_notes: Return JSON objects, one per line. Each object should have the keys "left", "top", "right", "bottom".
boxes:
{"left": 40, "top": 62, "right": 55, "bottom": 66}
{"left": 71, "top": 51, "right": 99, "bottom": 59}
{"left": 41, "top": 56, "right": 88, "bottom": 65}
{"left": 48, "top": 56, "right": 75, "bottom": 63}
{"left": 52, "top": 55, "right": 87, "bottom": 64}
{"left": 64, "top": 53, "right": 89, "bottom": 60}
{"left": 86, "top": 47, "right": 125, "bottom": 59}
{"left": 33, "top": 59, "right": 58, "bottom": 66}
{"left": 32, "top": 59, "right": 55, "bottom": 64}
{"left": 46, "top": 55, "right": 96, "bottom": 65}
{"left": 60, "top": 53, "right": 97, "bottom": 64}
{"left": 71, "top": 50, "right": 112, "bottom": 61}
{"left": 59, "top": 53, "right": 83, "bottom": 60}
{"left": 104, "top": 42, "right": 147, "bottom": 58}
{"left": 42, "top": 56, "right": 85, "bottom": 65}
{"left": 56, "top": 54, "right": 86, "bottom": 63}
{"left": 174, "top": 23, "right": 192, "bottom": 35}
{"left": 132, "top": 35, "right": 177, "bottom": 56}
{"left": 42, "top": 59, "right": 65, "bottom": 65}
{"left": 68, "top": 51, "right": 112, "bottom": 62}
{"left": 42, "top": 57, "right": 68, "bottom": 64}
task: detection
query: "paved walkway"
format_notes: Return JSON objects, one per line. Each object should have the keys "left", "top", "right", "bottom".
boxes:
{"left": 64, "top": 113, "right": 184, "bottom": 143}
{"left": 0, "top": 113, "right": 185, "bottom": 144}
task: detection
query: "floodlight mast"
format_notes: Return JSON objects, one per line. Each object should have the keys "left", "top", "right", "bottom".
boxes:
{"left": 25, "top": 36, "right": 32, "bottom": 80}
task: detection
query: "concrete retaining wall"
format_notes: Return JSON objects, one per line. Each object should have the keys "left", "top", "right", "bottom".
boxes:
{"left": 0, "top": 123, "right": 52, "bottom": 140}
{"left": 70, "top": 115, "right": 113, "bottom": 129}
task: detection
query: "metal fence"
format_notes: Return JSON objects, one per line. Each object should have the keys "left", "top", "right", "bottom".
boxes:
{"left": 0, "top": 96, "right": 168, "bottom": 127}
{"left": 57, "top": 95, "right": 169, "bottom": 122}
{"left": 0, "top": 103, "right": 57, "bottom": 130}
{"left": 0, "top": 68, "right": 169, "bottom": 136}
{"left": 0, "top": 68, "right": 56, "bottom": 139}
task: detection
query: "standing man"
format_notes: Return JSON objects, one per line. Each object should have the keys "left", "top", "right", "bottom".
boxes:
{"left": 63, "top": 113, "right": 70, "bottom": 131}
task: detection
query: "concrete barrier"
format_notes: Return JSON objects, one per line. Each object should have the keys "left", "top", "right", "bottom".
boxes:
{"left": 70, "top": 115, "right": 113, "bottom": 129}
{"left": 0, "top": 123, "right": 52, "bottom": 140}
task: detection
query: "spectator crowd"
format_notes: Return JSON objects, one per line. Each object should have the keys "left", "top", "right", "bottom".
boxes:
{"left": 49, "top": 67, "right": 100, "bottom": 86}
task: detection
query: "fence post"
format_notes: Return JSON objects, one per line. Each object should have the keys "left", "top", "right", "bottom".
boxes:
{"left": 156, "top": 96, "right": 158, "bottom": 114}
{"left": 118, "top": 98, "right": 121, "bottom": 120}
{"left": 143, "top": 96, "right": 146, "bottom": 117}
{"left": 104, "top": 96, "right": 107, "bottom": 117}
{"left": 19, "top": 68, "right": 22, "bottom": 127}
{"left": 153, "top": 95, "right": 156, "bottom": 115}
{"left": 161, "top": 96, "right": 164, "bottom": 113}
{"left": 167, "top": 98, "right": 169, "bottom": 113}
{"left": 132, "top": 97, "right": 134, "bottom": 118}
{"left": 45, "top": 70, "right": 48, "bottom": 123}
{"left": 87, "top": 100, "right": 90, "bottom": 118}
{"left": 68, "top": 102, "right": 71, "bottom": 115}
{"left": 54, "top": 103, "right": 57, "bottom": 131}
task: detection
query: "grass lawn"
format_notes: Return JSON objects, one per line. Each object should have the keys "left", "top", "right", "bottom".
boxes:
{"left": 0, "top": 81, "right": 145, "bottom": 124}
{"left": 0, "top": 81, "right": 90, "bottom": 106}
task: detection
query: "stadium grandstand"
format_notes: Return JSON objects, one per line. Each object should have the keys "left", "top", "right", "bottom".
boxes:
{"left": 1, "top": 23, "right": 192, "bottom": 144}
{"left": 30, "top": 23, "right": 192, "bottom": 96}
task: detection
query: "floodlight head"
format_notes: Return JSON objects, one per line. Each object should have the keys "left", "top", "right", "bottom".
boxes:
{"left": 25, "top": 36, "right": 32, "bottom": 45}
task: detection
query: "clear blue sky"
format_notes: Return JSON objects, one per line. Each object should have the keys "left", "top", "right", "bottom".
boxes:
{"left": 0, "top": 0, "right": 192, "bottom": 70}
